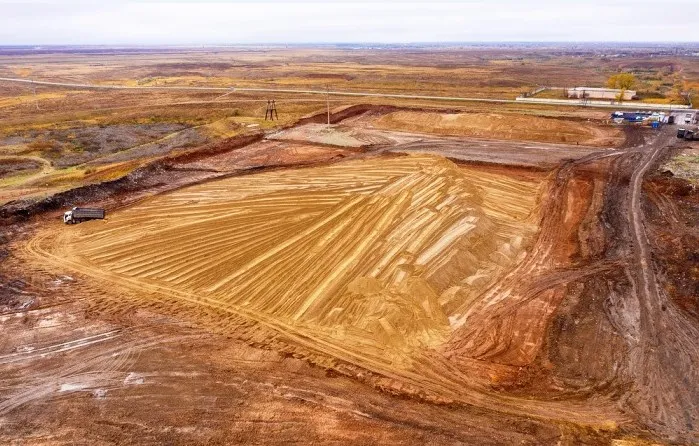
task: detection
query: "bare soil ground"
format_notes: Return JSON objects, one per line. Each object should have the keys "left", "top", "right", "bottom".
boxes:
{"left": 372, "top": 110, "right": 624, "bottom": 146}
{"left": 1, "top": 47, "right": 698, "bottom": 444}
{"left": 644, "top": 142, "right": 699, "bottom": 320}
{"left": 0, "top": 267, "right": 567, "bottom": 445}
{"left": 2, "top": 113, "right": 697, "bottom": 444}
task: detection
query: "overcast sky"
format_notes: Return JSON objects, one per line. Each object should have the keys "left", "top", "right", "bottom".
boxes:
{"left": 1, "top": 0, "right": 697, "bottom": 45}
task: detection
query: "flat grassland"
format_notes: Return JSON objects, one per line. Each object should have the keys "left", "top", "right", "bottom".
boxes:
{"left": 3, "top": 45, "right": 691, "bottom": 203}
{"left": 0, "top": 47, "right": 642, "bottom": 203}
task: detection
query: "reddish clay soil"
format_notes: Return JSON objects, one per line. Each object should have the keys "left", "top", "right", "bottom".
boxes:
{"left": 643, "top": 169, "right": 699, "bottom": 321}
{"left": 1, "top": 109, "right": 698, "bottom": 445}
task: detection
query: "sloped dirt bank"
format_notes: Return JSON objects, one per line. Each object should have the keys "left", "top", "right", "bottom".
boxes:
{"left": 540, "top": 130, "right": 699, "bottom": 444}
{"left": 0, "top": 132, "right": 264, "bottom": 223}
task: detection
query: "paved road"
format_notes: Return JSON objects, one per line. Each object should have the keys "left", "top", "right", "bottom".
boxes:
{"left": 2, "top": 76, "right": 696, "bottom": 112}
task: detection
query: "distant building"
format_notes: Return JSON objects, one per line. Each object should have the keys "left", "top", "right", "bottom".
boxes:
{"left": 567, "top": 87, "right": 636, "bottom": 101}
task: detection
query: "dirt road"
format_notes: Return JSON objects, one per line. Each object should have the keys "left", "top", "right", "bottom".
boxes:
{"left": 615, "top": 128, "right": 699, "bottom": 441}
{"left": 0, "top": 155, "right": 52, "bottom": 180}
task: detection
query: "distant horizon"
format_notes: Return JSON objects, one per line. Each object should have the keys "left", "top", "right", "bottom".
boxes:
{"left": 1, "top": 42, "right": 698, "bottom": 48}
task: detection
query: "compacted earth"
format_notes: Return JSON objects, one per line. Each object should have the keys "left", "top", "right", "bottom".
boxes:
{"left": 1, "top": 103, "right": 698, "bottom": 445}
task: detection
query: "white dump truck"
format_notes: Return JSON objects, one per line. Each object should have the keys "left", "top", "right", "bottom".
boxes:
{"left": 63, "top": 207, "right": 105, "bottom": 224}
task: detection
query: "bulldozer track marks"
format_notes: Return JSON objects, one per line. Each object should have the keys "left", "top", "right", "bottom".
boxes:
{"left": 20, "top": 153, "right": 632, "bottom": 429}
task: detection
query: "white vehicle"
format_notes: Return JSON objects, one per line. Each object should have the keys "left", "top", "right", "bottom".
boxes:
{"left": 685, "top": 113, "right": 694, "bottom": 124}
{"left": 63, "top": 207, "right": 105, "bottom": 224}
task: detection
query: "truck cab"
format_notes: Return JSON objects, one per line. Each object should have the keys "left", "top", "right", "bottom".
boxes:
{"left": 63, "top": 207, "right": 77, "bottom": 224}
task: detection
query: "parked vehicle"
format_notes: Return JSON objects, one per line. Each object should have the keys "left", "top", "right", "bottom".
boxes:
{"left": 63, "top": 207, "right": 105, "bottom": 224}
{"left": 610, "top": 111, "right": 653, "bottom": 124}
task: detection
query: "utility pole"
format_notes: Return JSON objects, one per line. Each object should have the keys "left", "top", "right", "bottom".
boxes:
{"left": 31, "top": 79, "right": 39, "bottom": 111}
{"left": 326, "top": 85, "right": 330, "bottom": 127}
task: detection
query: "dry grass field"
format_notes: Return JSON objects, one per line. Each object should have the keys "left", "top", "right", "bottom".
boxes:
{"left": 0, "top": 46, "right": 661, "bottom": 203}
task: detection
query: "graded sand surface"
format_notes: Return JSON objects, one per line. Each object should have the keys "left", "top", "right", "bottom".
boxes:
{"left": 34, "top": 154, "right": 539, "bottom": 353}
{"left": 268, "top": 123, "right": 398, "bottom": 147}
{"left": 28, "top": 154, "right": 546, "bottom": 391}
{"left": 25, "top": 153, "right": 633, "bottom": 428}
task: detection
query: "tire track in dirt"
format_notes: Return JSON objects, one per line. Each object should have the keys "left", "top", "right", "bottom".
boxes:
{"left": 616, "top": 129, "right": 699, "bottom": 441}
{"left": 446, "top": 149, "right": 622, "bottom": 363}
{"left": 19, "top": 154, "right": 629, "bottom": 429}
{"left": 0, "top": 328, "right": 192, "bottom": 416}
{"left": 0, "top": 329, "right": 122, "bottom": 365}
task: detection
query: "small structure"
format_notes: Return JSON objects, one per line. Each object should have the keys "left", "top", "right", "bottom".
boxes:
{"left": 568, "top": 87, "right": 636, "bottom": 101}
{"left": 265, "top": 99, "right": 278, "bottom": 121}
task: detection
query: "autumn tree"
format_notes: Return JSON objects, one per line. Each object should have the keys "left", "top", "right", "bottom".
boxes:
{"left": 606, "top": 73, "right": 636, "bottom": 102}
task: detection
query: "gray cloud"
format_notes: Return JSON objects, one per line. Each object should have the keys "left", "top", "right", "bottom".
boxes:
{"left": 0, "top": 1, "right": 696, "bottom": 44}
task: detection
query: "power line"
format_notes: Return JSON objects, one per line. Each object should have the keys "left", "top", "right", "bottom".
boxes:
{"left": 265, "top": 99, "right": 278, "bottom": 121}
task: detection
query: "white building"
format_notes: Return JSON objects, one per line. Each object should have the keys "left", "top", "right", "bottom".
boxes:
{"left": 567, "top": 87, "right": 636, "bottom": 101}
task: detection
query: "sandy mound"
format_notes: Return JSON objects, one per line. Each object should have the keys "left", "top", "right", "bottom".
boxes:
{"left": 269, "top": 123, "right": 394, "bottom": 147}
{"left": 40, "top": 155, "right": 541, "bottom": 363}
{"left": 25, "top": 154, "right": 559, "bottom": 418}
